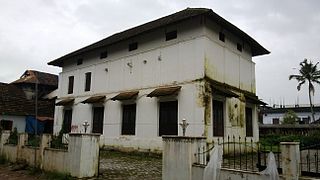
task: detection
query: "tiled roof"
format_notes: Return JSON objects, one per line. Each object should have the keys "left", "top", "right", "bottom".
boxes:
{"left": 11, "top": 70, "right": 58, "bottom": 87}
{"left": 48, "top": 8, "right": 269, "bottom": 67}
{"left": 0, "top": 83, "right": 54, "bottom": 117}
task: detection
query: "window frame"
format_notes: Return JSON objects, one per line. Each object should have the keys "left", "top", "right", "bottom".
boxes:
{"left": 219, "top": 32, "right": 225, "bottom": 42}
{"left": 212, "top": 98, "right": 225, "bottom": 137}
{"left": 68, "top": 76, "right": 74, "bottom": 94}
{"left": 121, "top": 103, "right": 136, "bottom": 135}
{"left": 165, "top": 30, "right": 177, "bottom": 41}
{"left": 245, "top": 105, "right": 254, "bottom": 137}
{"left": 158, "top": 100, "right": 178, "bottom": 136}
{"left": 85, "top": 72, "right": 92, "bottom": 92}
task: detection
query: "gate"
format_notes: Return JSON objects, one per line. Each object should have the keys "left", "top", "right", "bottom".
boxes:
{"left": 256, "top": 142, "right": 282, "bottom": 174}
{"left": 300, "top": 143, "right": 320, "bottom": 177}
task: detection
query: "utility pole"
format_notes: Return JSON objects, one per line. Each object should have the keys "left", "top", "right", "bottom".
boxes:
{"left": 34, "top": 80, "right": 38, "bottom": 167}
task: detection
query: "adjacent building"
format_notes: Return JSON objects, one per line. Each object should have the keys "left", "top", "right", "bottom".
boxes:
{"left": 48, "top": 8, "right": 269, "bottom": 151}
{"left": 261, "top": 105, "right": 320, "bottom": 124}
{"left": 0, "top": 70, "right": 58, "bottom": 133}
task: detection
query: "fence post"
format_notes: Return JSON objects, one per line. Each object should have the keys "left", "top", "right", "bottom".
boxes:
{"left": 40, "top": 134, "right": 51, "bottom": 169}
{"left": 280, "top": 142, "right": 300, "bottom": 180}
{"left": 162, "top": 136, "right": 206, "bottom": 180}
{"left": 0, "top": 130, "right": 11, "bottom": 153}
{"left": 17, "top": 133, "right": 28, "bottom": 160}
{"left": 68, "top": 133, "right": 100, "bottom": 178}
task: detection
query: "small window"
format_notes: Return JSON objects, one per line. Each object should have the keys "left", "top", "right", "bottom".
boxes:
{"left": 68, "top": 76, "right": 74, "bottom": 94}
{"left": 219, "top": 32, "right": 225, "bottom": 42}
{"left": 63, "top": 109, "right": 72, "bottom": 133}
{"left": 245, "top": 107, "right": 253, "bottom": 137}
{"left": 100, "top": 50, "right": 108, "bottom": 59}
{"left": 77, "top": 58, "right": 83, "bottom": 65}
{"left": 128, "top": 42, "right": 138, "bottom": 51}
{"left": 85, "top": 72, "right": 91, "bottom": 92}
{"left": 237, "top": 43, "right": 242, "bottom": 52}
{"left": 165, "top": 30, "right": 177, "bottom": 41}
{"left": 213, "top": 100, "right": 224, "bottom": 136}
{"left": 0, "top": 120, "right": 13, "bottom": 131}
{"left": 122, "top": 104, "right": 136, "bottom": 135}
{"left": 272, "top": 118, "right": 280, "bottom": 125}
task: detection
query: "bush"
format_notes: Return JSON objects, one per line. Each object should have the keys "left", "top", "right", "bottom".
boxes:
{"left": 7, "top": 127, "right": 18, "bottom": 145}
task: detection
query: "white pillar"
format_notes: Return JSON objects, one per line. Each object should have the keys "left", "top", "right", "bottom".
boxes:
{"left": 280, "top": 142, "right": 300, "bottom": 180}
{"left": 162, "top": 136, "right": 206, "bottom": 180}
{"left": 0, "top": 130, "right": 10, "bottom": 153}
{"left": 68, "top": 133, "right": 100, "bottom": 178}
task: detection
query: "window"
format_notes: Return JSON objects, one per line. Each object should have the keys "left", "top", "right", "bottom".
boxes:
{"left": 219, "top": 32, "right": 225, "bottom": 42}
{"left": 245, "top": 107, "right": 253, "bottom": 137}
{"left": 159, "top": 101, "right": 178, "bottom": 136}
{"left": 165, "top": 30, "right": 177, "bottom": 41}
{"left": 68, "top": 76, "right": 74, "bottom": 94}
{"left": 213, "top": 100, "right": 224, "bottom": 136}
{"left": 92, "top": 107, "right": 104, "bottom": 134}
{"left": 77, "top": 58, "right": 83, "bottom": 65}
{"left": 272, "top": 118, "right": 280, "bottom": 124}
{"left": 85, "top": 72, "right": 91, "bottom": 92}
{"left": 128, "top": 42, "right": 138, "bottom": 51}
{"left": 100, "top": 50, "right": 108, "bottom": 59}
{"left": 0, "top": 120, "right": 13, "bottom": 131}
{"left": 62, "top": 109, "right": 72, "bottom": 133}
{"left": 237, "top": 43, "right": 242, "bottom": 52}
{"left": 122, "top": 104, "right": 136, "bottom": 135}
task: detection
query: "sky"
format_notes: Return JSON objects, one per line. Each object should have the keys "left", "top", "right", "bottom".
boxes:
{"left": 0, "top": 0, "right": 320, "bottom": 106}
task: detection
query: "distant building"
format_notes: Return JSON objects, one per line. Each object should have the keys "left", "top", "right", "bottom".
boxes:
{"left": 0, "top": 70, "right": 58, "bottom": 133}
{"left": 48, "top": 8, "right": 269, "bottom": 151}
{"left": 260, "top": 105, "right": 320, "bottom": 124}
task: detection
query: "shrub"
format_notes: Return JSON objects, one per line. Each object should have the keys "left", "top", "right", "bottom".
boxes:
{"left": 7, "top": 127, "right": 18, "bottom": 145}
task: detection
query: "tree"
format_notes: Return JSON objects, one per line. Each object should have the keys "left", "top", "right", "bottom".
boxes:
{"left": 289, "top": 59, "right": 320, "bottom": 122}
{"left": 282, "top": 110, "right": 298, "bottom": 124}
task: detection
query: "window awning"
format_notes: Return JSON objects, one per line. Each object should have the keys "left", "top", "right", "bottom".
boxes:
{"left": 55, "top": 98, "right": 74, "bottom": 106}
{"left": 111, "top": 91, "right": 139, "bottom": 101}
{"left": 147, "top": 86, "right": 181, "bottom": 97}
{"left": 81, "top": 95, "right": 106, "bottom": 104}
{"left": 212, "top": 86, "right": 239, "bottom": 98}
{"left": 245, "top": 94, "right": 267, "bottom": 105}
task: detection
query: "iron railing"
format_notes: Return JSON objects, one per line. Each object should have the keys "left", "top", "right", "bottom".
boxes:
{"left": 300, "top": 143, "right": 320, "bottom": 177}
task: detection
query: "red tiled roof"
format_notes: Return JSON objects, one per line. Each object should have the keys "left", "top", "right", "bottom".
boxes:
{"left": 0, "top": 83, "right": 55, "bottom": 117}
{"left": 11, "top": 70, "right": 58, "bottom": 87}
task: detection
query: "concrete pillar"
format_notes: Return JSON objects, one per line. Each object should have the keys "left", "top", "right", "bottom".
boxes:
{"left": 0, "top": 130, "right": 11, "bottom": 153}
{"left": 280, "top": 142, "right": 300, "bottom": 180}
{"left": 40, "top": 134, "right": 52, "bottom": 169}
{"left": 68, "top": 133, "right": 100, "bottom": 178}
{"left": 162, "top": 136, "right": 206, "bottom": 180}
{"left": 17, "top": 133, "right": 28, "bottom": 160}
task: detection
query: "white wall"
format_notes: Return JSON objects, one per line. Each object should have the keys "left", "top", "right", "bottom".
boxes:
{"left": 0, "top": 115, "right": 26, "bottom": 133}
{"left": 263, "top": 111, "right": 320, "bottom": 124}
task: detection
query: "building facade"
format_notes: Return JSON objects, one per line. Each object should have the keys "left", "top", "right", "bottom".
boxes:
{"left": 48, "top": 8, "right": 269, "bottom": 151}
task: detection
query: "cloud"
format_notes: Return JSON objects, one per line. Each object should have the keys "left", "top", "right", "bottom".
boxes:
{"left": 0, "top": 0, "right": 319, "bottom": 105}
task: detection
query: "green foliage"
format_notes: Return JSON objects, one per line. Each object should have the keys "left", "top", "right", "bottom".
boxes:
{"left": 7, "top": 127, "right": 18, "bottom": 145}
{"left": 260, "top": 130, "right": 320, "bottom": 147}
{"left": 50, "top": 129, "right": 67, "bottom": 149}
{"left": 289, "top": 59, "right": 320, "bottom": 122}
{"left": 43, "top": 171, "right": 74, "bottom": 180}
{"left": 282, "top": 110, "right": 298, "bottom": 124}
{"left": 27, "top": 134, "right": 40, "bottom": 147}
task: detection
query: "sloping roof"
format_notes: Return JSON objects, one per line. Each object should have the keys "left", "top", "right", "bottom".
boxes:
{"left": 11, "top": 70, "right": 58, "bottom": 87}
{"left": 147, "top": 86, "right": 181, "bottom": 97}
{"left": 48, "top": 8, "right": 269, "bottom": 67}
{"left": 0, "top": 83, "right": 55, "bottom": 117}
{"left": 111, "top": 91, "right": 139, "bottom": 101}
{"left": 261, "top": 106, "right": 320, "bottom": 114}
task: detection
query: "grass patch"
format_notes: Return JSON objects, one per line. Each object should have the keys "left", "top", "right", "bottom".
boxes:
{"left": 43, "top": 170, "right": 74, "bottom": 180}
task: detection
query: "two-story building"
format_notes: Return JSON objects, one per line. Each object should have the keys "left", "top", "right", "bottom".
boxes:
{"left": 48, "top": 8, "right": 269, "bottom": 152}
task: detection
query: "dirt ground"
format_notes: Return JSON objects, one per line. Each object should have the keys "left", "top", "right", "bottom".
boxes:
{"left": 0, "top": 164, "right": 42, "bottom": 180}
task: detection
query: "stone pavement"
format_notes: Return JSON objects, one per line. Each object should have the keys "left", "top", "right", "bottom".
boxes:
{"left": 98, "top": 150, "right": 162, "bottom": 180}
{"left": 0, "top": 164, "right": 41, "bottom": 180}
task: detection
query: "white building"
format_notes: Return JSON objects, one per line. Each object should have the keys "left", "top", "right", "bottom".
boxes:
{"left": 48, "top": 8, "right": 269, "bottom": 152}
{"left": 261, "top": 105, "right": 320, "bottom": 124}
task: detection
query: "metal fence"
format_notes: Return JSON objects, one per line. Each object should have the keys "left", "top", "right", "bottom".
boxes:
{"left": 194, "top": 136, "right": 264, "bottom": 172}
{"left": 300, "top": 143, "right": 320, "bottom": 177}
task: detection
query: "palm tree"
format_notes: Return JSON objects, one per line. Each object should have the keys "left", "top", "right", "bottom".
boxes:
{"left": 289, "top": 59, "right": 320, "bottom": 123}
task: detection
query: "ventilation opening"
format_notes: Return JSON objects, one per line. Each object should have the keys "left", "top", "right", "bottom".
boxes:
{"left": 129, "top": 42, "right": 138, "bottom": 51}
{"left": 165, "top": 30, "right": 177, "bottom": 41}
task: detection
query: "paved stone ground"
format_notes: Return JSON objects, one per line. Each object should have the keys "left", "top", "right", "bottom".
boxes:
{"left": 98, "top": 150, "right": 162, "bottom": 180}
{"left": 0, "top": 164, "right": 42, "bottom": 180}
